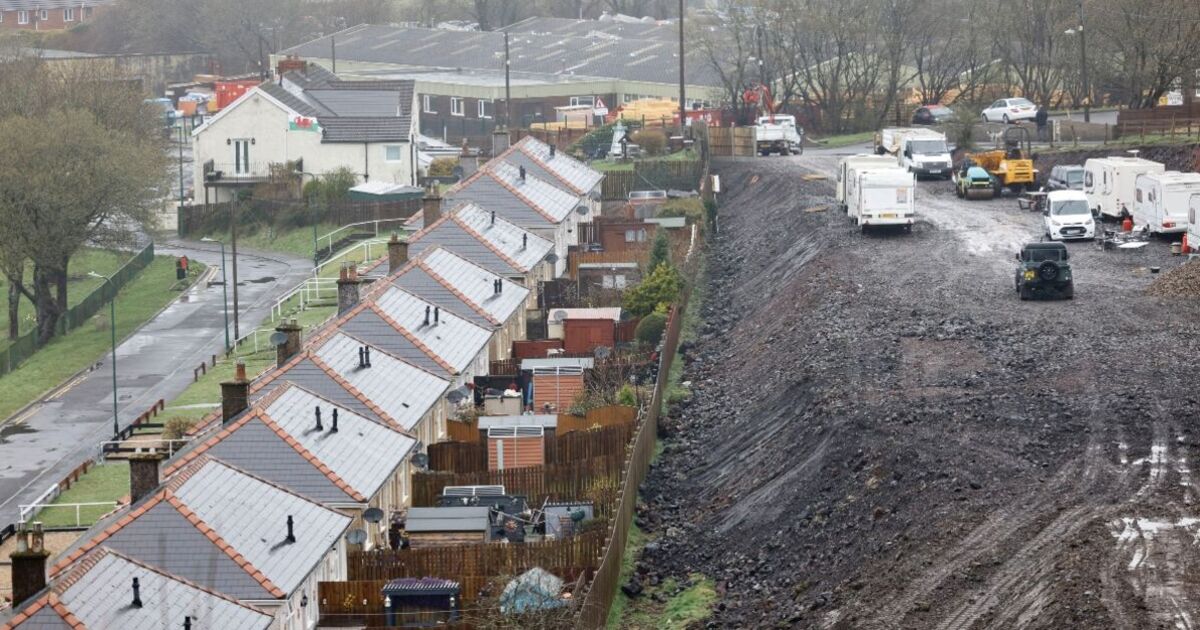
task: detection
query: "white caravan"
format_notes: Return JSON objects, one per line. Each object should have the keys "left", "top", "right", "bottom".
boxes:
{"left": 847, "top": 167, "right": 917, "bottom": 232}
{"left": 1133, "top": 171, "right": 1200, "bottom": 234}
{"left": 836, "top": 154, "right": 899, "bottom": 211}
{"left": 1083, "top": 156, "right": 1165, "bottom": 219}
{"left": 1188, "top": 194, "right": 1200, "bottom": 252}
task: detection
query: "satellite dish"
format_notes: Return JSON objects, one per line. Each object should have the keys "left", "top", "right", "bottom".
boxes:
{"left": 363, "top": 507, "right": 385, "bottom": 524}
{"left": 412, "top": 453, "right": 429, "bottom": 470}
{"left": 268, "top": 331, "right": 289, "bottom": 346}
{"left": 575, "top": 205, "right": 588, "bottom": 215}
{"left": 594, "top": 346, "right": 611, "bottom": 360}
{"left": 451, "top": 165, "right": 464, "bottom": 179}
{"left": 551, "top": 309, "right": 569, "bottom": 323}
{"left": 446, "top": 388, "right": 468, "bottom": 404}
{"left": 346, "top": 529, "right": 368, "bottom": 545}
{"left": 545, "top": 253, "right": 559, "bottom": 263}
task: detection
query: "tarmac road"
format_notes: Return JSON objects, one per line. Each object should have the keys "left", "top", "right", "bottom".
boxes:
{"left": 0, "top": 241, "right": 311, "bottom": 527}
{"left": 638, "top": 152, "right": 1200, "bottom": 628}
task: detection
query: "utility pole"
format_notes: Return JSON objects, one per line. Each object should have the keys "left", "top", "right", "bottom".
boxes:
{"left": 1078, "top": 0, "right": 1091, "bottom": 123}
{"left": 504, "top": 31, "right": 512, "bottom": 129}
{"left": 678, "top": 0, "right": 686, "bottom": 133}
{"left": 178, "top": 124, "right": 185, "bottom": 209}
{"left": 230, "top": 200, "right": 240, "bottom": 340}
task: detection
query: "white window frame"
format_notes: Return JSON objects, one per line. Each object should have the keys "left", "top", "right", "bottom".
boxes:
{"left": 233, "top": 139, "right": 251, "bottom": 175}
{"left": 37, "top": 9, "right": 47, "bottom": 20}
{"left": 569, "top": 96, "right": 595, "bottom": 108}
{"left": 450, "top": 97, "right": 464, "bottom": 117}
{"left": 64, "top": 7, "right": 74, "bottom": 21}
{"left": 83, "top": 6, "right": 92, "bottom": 18}
{"left": 422, "top": 94, "right": 435, "bottom": 114}
{"left": 384, "top": 144, "right": 403, "bottom": 162}
{"left": 477, "top": 99, "right": 492, "bottom": 119}
{"left": 17, "top": 10, "right": 29, "bottom": 24}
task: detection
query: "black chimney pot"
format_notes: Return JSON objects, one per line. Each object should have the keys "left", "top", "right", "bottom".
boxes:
{"left": 184, "top": 617, "right": 192, "bottom": 630}
{"left": 434, "top": 306, "right": 440, "bottom": 324}
{"left": 132, "top": 577, "right": 143, "bottom": 608}
{"left": 550, "top": 144, "right": 556, "bottom": 158}
{"left": 364, "top": 346, "right": 371, "bottom": 368}
{"left": 518, "top": 165, "right": 526, "bottom": 181}
{"left": 331, "top": 409, "right": 339, "bottom": 433}
{"left": 491, "top": 210, "right": 495, "bottom": 224}
{"left": 424, "top": 305, "right": 430, "bottom": 326}
{"left": 315, "top": 406, "right": 323, "bottom": 431}
{"left": 357, "top": 346, "right": 364, "bottom": 368}
{"left": 286, "top": 515, "right": 296, "bottom": 543}
{"left": 522, "top": 233, "right": 527, "bottom": 249}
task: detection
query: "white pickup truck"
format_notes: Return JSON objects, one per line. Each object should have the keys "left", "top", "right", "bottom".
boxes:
{"left": 754, "top": 115, "right": 803, "bottom": 156}
{"left": 875, "top": 127, "right": 952, "bottom": 179}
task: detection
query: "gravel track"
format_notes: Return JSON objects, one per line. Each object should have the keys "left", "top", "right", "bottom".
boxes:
{"left": 636, "top": 153, "right": 1200, "bottom": 629}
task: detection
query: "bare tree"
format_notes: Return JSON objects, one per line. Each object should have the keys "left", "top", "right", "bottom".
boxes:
{"left": 1090, "top": 0, "right": 1200, "bottom": 108}
{"left": 690, "top": 3, "right": 758, "bottom": 124}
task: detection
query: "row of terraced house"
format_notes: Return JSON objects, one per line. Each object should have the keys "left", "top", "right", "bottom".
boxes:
{"left": 0, "top": 61, "right": 621, "bottom": 629}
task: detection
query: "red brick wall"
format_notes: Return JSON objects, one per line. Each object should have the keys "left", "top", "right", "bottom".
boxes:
{"left": 0, "top": 4, "right": 106, "bottom": 31}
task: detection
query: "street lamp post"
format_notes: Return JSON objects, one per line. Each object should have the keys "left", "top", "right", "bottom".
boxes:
{"left": 200, "top": 237, "right": 231, "bottom": 352}
{"left": 178, "top": 123, "right": 186, "bottom": 208}
{"left": 297, "top": 171, "right": 321, "bottom": 269}
{"left": 1065, "top": 1, "right": 1091, "bottom": 123}
{"left": 88, "top": 272, "right": 120, "bottom": 439}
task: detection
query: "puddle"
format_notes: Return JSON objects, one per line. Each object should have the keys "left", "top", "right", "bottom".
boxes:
{"left": 0, "top": 422, "right": 38, "bottom": 444}
{"left": 245, "top": 276, "right": 277, "bottom": 284}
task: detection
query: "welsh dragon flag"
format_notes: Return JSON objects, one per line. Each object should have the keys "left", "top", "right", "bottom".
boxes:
{"left": 289, "top": 114, "right": 321, "bottom": 132}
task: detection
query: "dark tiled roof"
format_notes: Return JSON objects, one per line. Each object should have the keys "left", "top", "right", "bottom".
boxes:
{"left": 382, "top": 577, "right": 461, "bottom": 595}
{"left": 322, "top": 116, "right": 413, "bottom": 143}
{"left": 0, "top": 0, "right": 113, "bottom": 9}
{"left": 259, "top": 75, "right": 414, "bottom": 144}
{"left": 503, "top": 16, "right": 676, "bottom": 42}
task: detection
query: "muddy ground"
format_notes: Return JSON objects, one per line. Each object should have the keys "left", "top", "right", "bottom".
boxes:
{"left": 638, "top": 153, "right": 1200, "bottom": 629}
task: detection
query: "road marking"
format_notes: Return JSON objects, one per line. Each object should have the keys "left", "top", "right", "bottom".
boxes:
{"left": 45, "top": 374, "right": 87, "bottom": 401}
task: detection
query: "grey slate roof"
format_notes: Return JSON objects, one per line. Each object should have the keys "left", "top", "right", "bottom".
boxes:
{"left": 405, "top": 202, "right": 553, "bottom": 277}
{"left": 255, "top": 76, "right": 414, "bottom": 144}
{"left": 504, "top": 16, "right": 676, "bottom": 42}
{"left": 338, "top": 308, "right": 448, "bottom": 375}
{"left": 505, "top": 136, "right": 604, "bottom": 195}
{"left": 389, "top": 264, "right": 494, "bottom": 328}
{"left": 251, "top": 356, "right": 387, "bottom": 424}
{"left": 370, "top": 287, "right": 492, "bottom": 375}
{"left": 446, "top": 162, "right": 582, "bottom": 229}
{"left": 6, "top": 606, "right": 71, "bottom": 629}
{"left": 406, "top": 506, "right": 491, "bottom": 532}
{"left": 418, "top": 247, "right": 529, "bottom": 325}
{"left": 313, "top": 331, "right": 451, "bottom": 431}
{"left": 52, "top": 457, "right": 351, "bottom": 601}
{"left": 37, "top": 548, "right": 273, "bottom": 630}
{"left": 281, "top": 25, "right": 722, "bottom": 87}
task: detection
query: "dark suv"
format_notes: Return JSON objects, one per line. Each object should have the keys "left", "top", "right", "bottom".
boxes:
{"left": 1046, "top": 165, "right": 1084, "bottom": 191}
{"left": 1015, "top": 242, "right": 1074, "bottom": 300}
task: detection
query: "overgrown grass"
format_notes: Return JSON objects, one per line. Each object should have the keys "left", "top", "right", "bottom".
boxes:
{"left": 592, "top": 148, "right": 699, "bottom": 172}
{"left": 0, "top": 257, "right": 201, "bottom": 422}
{"left": 606, "top": 522, "right": 647, "bottom": 628}
{"left": 810, "top": 131, "right": 876, "bottom": 149}
{"left": 609, "top": 559, "right": 717, "bottom": 630}
{"left": 34, "top": 461, "right": 129, "bottom": 528}
{"left": 199, "top": 222, "right": 341, "bottom": 260}
{"left": 0, "top": 248, "right": 133, "bottom": 349}
{"left": 663, "top": 251, "right": 706, "bottom": 411}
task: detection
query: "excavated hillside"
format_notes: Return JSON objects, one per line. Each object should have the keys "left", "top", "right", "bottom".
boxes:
{"left": 635, "top": 154, "right": 1200, "bottom": 629}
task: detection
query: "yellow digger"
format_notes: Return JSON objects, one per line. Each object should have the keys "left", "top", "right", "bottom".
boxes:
{"left": 964, "top": 126, "right": 1037, "bottom": 196}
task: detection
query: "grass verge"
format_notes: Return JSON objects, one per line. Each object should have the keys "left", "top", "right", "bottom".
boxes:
{"left": 592, "top": 148, "right": 698, "bottom": 172}
{"left": 810, "top": 131, "right": 876, "bottom": 149}
{"left": 200, "top": 222, "right": 341, "bottom": 260}
{"left": 0, "top": 257, "right": 203, "bottom": 422}
{"left": 34, "top": 461, "right": 128, "bottom": 528}
{"left": 1, "top": 248, "right": 135, "bottom": 349}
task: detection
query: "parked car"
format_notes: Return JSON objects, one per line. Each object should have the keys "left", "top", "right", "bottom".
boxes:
{"left": 1015, "top": 242, "right": 1074, "bottom": 300}
{"left": 1046, "top": 165, "right": 1085, "bottom": 191}
{"left": 1042, "top": 190, "right": 1095, "bottom": 241}
{"left": 911, "top": 104, "right": 956, "bottom": 126}
{"left": 981, "top": 98, "right": 1038, "bottom": 124}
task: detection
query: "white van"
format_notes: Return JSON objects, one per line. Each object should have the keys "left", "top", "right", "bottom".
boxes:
{"left": 1188, "top": 194, "right": 1200, "bottom": 252}
{"left": 847, "top": 167, "right": 916, "bottom": 232}
{"left": 1083, "top": 157, "right": 1165, "bottom": 219}
{"left": 836, "top": 154, "right": 898, "bottom": 211}
{"left": 1133, "top": 171, "right": 1200, "bottom": 234}
{"left": 875, "top": 128, "right": 952, "bottom": 179}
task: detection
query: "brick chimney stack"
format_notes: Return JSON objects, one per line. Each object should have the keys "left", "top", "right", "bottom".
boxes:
{"left": 9, "top": 522, "right": 49, "bottom": 607}
{"left": 422, "top": 187, "right": 442, "bottom": 229}
{"left": 387, "top": 233, "right": 408, "bottom": 274}
{"left": 491, "top": 128, "right": 510, "bottom": 157}
{"left": 459, "top": 141, "right": 479, "bottom": 179}
{"left": 129, "top": 452, "right": 166, "bottom": 504}
{"left": 336, "top": 264, "right": 361, "bottom": 315}
{"left": 275, "top": 318, "right": 303, "bottom": 368}
{"left": 220, "top": 360, "right": 249, "bottom": 423}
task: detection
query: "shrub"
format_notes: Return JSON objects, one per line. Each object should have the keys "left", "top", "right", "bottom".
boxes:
{"left": 634, "top": 311, "right": 668, "bottom": 347}
{"left": 647, "top": 230, "right": 670, "bottom": 272}
{"left": 302, "top": 167, "right": 358, "bottom": 207}
{"left": 624, "top": 263, "right": 681, "bottom": 317}
{"left": 617, "top": 384, "right": 638, "bottom": 406}
{"left": 657, "top": 197, "right": 706, "bottom": 233}
{"left": 632, "top": 129, "right": 667, "bottom": 156}
{"left": 163, "top": 416, "right": 197, "bottom": 440}
{"left": 428, "top": 157, "right": 458, "bottom": 177}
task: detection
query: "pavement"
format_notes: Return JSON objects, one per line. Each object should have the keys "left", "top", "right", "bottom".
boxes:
{"left": 0, "top": 240, "right": 311, "bottom": 526}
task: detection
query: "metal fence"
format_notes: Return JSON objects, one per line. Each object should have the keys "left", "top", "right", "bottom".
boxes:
{"left": 177, "top": 198, "right": 421, "bottom": 238}
{"left": 1, "top": 243, "right": 155, "bottom": 378}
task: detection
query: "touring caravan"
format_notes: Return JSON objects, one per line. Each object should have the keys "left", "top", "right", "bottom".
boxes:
{"left": 1083, "top": 156, "right": 1165, "bottom": 219}
{"left": 1189, "top": 194, "right": 1200, "bottom": 252}
{"left": 1133, "top": 171, "right": 1200, "bottom": 234}
{"left": 837, "top": 154, "right": 901, "bottom": 211}
{"left": 846, "top": 167, "right": 917, "bottom": 232}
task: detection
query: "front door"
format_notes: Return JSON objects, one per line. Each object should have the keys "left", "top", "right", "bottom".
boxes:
{"left": 233, "top": 139, "right": 250, "bottom": 175}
